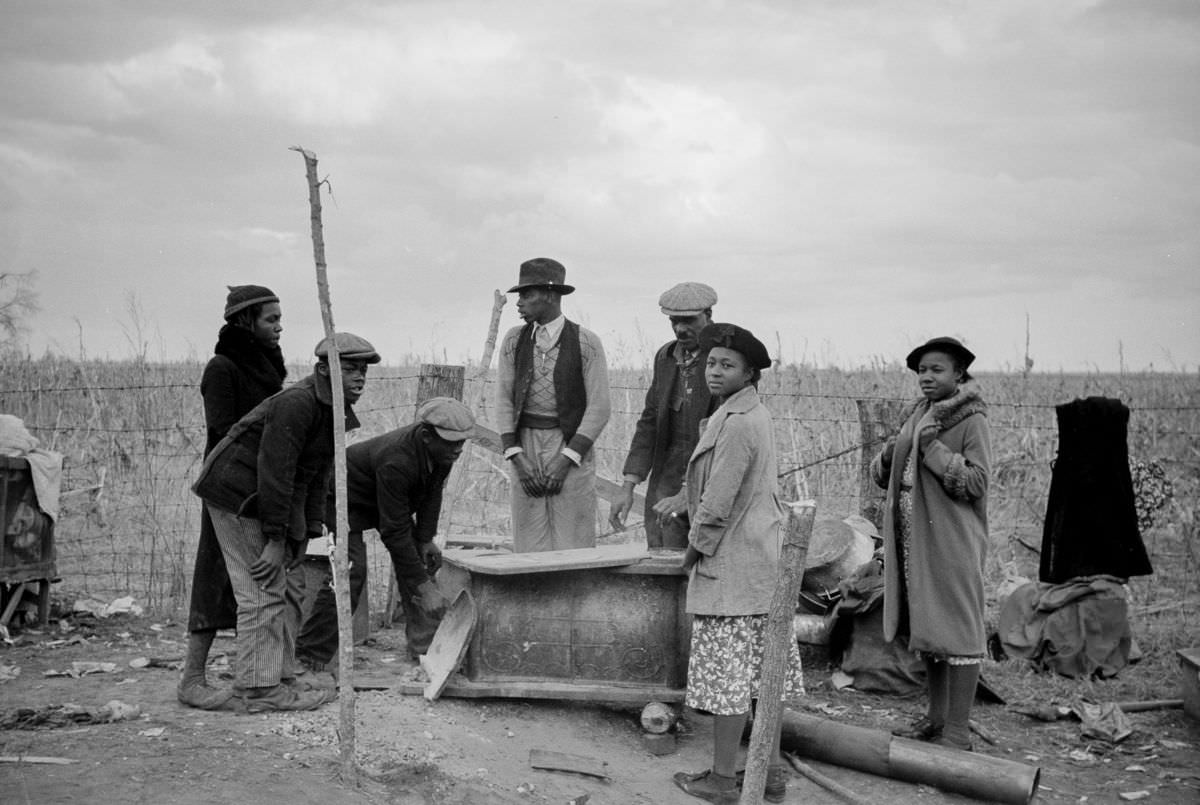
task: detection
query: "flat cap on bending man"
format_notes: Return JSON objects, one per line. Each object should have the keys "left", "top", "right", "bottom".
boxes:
{"left": 495, "top": 257, "right": 611, "bottom": 552}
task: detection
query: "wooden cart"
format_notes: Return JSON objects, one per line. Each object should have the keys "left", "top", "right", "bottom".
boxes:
{"left": 0, "top": 455, "right": 56, "bottom": 628}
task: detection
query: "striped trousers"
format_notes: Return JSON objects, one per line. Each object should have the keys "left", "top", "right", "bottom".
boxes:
{"left": 206, "top": 503, "right": 304, "bottom": 690}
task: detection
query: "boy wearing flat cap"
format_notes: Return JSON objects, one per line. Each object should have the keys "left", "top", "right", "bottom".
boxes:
{"left": 611, "top": 282, "right": 719, "bottom": 549}
{"left": 496, "top": 258, "right": 612, "bottom": 552}
{"left": 296, "top": 397, "right": 475, "bottom": 666}
{"left": 193, "top": 331, "right": 379, "bottom": 712}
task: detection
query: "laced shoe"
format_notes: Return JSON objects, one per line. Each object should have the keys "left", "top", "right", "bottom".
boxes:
{"left": 239, "top": 683, "right": 331, "bottom": 713}
{"left": 672, "top": 769, "right": 739, "bottom": 803}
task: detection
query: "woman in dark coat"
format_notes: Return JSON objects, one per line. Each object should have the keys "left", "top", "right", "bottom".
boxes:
{"left": 871, "top": 336, "right": 991, "bottom": 750}
{"left": 178, "top": 285, "right": 286, "bottom": 709}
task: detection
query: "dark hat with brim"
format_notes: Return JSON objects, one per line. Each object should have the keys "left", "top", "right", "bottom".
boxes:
{"left": 314, "top": 332, "right": 382, "bottom": 364}
{"left": 905, "top": 336, "right": 975, "bottom": 372}
{"left": 506, "top": 257, "right": 575, "bottom": 295}
{"left": 698, "top": 322, "right": 772, "bottom": 370}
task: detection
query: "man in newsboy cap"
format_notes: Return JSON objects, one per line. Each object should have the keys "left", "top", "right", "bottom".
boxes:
{"left": 295, "top": 397, "right": 475, "bottom": 667}
{"left": 193, "top": 332, "right": 379, "bottom": 712}
{"left": 610, "top": 282, "right": 719, "bottom": 548}
{"left": 496, "top": 258, "right": 611, "bottom": 552}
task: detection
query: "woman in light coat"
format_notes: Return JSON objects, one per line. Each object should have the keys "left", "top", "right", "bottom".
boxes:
{"left": 656, "top": 322, "right": 803, "bottom": 804}
{"left": 872, "top": 336, "right": 991, "bottom": 750}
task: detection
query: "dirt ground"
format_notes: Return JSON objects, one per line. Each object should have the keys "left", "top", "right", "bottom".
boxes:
{"left": 2, "top": 610, "right": 1198, "bottom": 805}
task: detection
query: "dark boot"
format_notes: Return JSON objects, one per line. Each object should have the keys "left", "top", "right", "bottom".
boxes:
{"left": 934, "top": 663, "right": 979, "bottom": 751}
{"left": 178, "top": 630, "right": 235, "bottom": 710}
{"left": 893, "top": 658, "right": 947, "bottom": 740}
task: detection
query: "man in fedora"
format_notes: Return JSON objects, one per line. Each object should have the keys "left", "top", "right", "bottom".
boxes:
{"left": 496, "top": 257, "right": 611, "bottom": 552}
{"left": 295, "top": 397, "right": 476, "bottom": 667}
{"left": 610, "top": 282, "right": 719, "bottom": 549}
{"left": 192, "top": 331, "right": 379, "bottom": 712}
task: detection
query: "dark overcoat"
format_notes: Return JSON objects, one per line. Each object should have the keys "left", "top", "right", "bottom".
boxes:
{"left": 188, "top": 325, "right": 285, "bottom": 631}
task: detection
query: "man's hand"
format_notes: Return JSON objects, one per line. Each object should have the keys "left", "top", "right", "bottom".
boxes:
{"left": 609, "top": 483, "right": 636, "bottom": 530}
{"left": 250, "top": 539, "right": 287, "bottom": 586}
{"left": 680, "top": 545, "right": 701, "bottom": 572}
{"left": 541, "top": 454, "right": 573, "bottom": 497}
{"left": 651, "top": 491, "right": 688, "bottom": 527}
{"left": 511, "top": 453, "right": 545, "bottom": 497}
{"left": 879, "top": 437, "right": 896, "bottom": 468}
{"left": 413, "top": 580, "right": 450, "bottom": 620}
{"left": 286, "top": 537, "right": 310, "bottom": 571}
{"left": 417, "top": 541, "right": 443, "bottom": 576}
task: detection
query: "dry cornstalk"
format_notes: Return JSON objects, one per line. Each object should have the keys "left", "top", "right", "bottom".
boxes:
{"left": 290, "top": 145, "right": 356, "bottom": 786}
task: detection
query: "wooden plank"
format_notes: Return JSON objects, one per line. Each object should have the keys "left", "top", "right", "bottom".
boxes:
{"left": 471, "top": 423, "right": 645, "bottom": 510}
{"left": 529, "top": 748, "right": 611, "bottom": 780}
{"left": 419, "top": 589, "right": 477, "bottom": 701}
{"left": 442, "top": 543, "right": 647, "bottom": 575}
{"left": 389, "top": 675, "right": 687, "bottom": 704}
{"left": 445, "top": 534, "right": 513, "bottom": 550}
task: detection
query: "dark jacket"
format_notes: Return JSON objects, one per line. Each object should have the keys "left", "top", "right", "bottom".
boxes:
{"left": 193, "top": 372, "right": 360, "bottom": 541}
{"left": 1040, "top": 397, "right": 1152, "bottom": 583}
{"left": 338, "top": 423, "right": 452, "bottom": 584}
{"left": 201, "top": 325, "right": 287, "bottom": 454}
{"left": 621, "top": 339, "right": 715, "bottom": 501}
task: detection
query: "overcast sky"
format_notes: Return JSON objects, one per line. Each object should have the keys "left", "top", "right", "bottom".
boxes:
{"left": 2, "top": 1, "right": 1197, "bottom": 372}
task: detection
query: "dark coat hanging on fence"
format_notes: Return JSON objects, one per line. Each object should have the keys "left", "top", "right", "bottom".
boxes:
{"left": 187, "top": 325, "right": 286, "bottom": 632}
{"left": 1039, "top": 397, "right": 1152, "bottom": 584}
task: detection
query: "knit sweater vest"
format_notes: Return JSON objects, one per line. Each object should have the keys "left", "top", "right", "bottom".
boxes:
{"left": 511, "top": 319, "right": 586, "bottom": 444}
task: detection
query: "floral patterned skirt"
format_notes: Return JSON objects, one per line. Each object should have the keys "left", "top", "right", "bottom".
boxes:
{"left": 685, "top": 614, "right": 806, "bottom": 715}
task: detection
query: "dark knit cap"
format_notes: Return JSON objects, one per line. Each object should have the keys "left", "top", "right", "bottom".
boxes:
{"left": 224, "top": 285, "right": 280, "bottom": 320}
{"left": 698, "top": 322, "right": 772, "bottom": 370}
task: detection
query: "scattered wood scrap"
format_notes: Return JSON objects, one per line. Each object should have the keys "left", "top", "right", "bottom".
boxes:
{"left": 530, "top": 749, "right": 611, "bottom": 780}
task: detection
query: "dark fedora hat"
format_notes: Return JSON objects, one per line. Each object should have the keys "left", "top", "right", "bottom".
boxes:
{"left": 699, "top": 322, "right": 772, "bottom": 370}
{"left": 506, "top": 257, "right": 575, "bottom": 295}
{"left": 905, "top": 336, "right": 975, "bottom": 372}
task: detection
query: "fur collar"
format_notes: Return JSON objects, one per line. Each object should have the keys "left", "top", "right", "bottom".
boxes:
{"left": 903, "top": 382, "right": 987, "bottom": 430}
{"left": 214, "top": 324, "right": 287, "bottom": 385}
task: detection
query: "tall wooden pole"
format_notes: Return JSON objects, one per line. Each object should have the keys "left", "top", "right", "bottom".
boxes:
{"left": 741, "top": 501, "right": 816, "bottom": 804}
{"left": 289, "top": 145, "right": 356, "bottom": 785}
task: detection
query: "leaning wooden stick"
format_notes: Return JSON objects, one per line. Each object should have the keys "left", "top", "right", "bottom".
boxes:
{"left": 783, "top": 752, "right": 870, "bottom": 805}
{"left": 740, "top": 500, "right": 816, "bottom": 804}
{"left": 290, "top": 145, "right": 356, "bottom": 785}
{"left": 476, "top": 289, "right": 506, "bottom": 379}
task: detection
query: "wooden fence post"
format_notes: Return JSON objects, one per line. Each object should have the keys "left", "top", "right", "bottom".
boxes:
{"left": 383, "top": 364, "right": 466, "bottom": 625}
{"left": 741, "top": 500, "right": 816, "bottom": 804}
{"left": 855, "top": 399, "right": 906, "bottom": 530}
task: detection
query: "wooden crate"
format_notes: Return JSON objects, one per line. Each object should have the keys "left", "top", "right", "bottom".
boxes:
{"left": 1179, "top": 647, "right": 1200, "bottom": 722}
{"left": 433, "top": 544, "right": 690, "bottom": 703}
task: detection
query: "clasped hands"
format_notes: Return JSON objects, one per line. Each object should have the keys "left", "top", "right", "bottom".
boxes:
{"left": 511, "top": 452, "right": 572, "bottom": 497}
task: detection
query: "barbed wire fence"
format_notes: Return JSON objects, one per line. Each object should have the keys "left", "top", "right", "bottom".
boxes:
{"left": 1, "top": 357, "right": 1196, "bottom": 635}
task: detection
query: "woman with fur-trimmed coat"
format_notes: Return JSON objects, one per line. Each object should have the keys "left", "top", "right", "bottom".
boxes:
{"left": 871, "top": 336, "right": 990, "bottom": 751}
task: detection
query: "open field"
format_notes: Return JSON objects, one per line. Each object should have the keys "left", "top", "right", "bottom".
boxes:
{"left": 2, "top": 355, "right": 1198, "bottom": 802}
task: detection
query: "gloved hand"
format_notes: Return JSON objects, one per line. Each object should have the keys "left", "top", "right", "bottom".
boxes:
{"left": 413, "top": 580, "right": 450, "bottom": 620}
{"left": 879, "top": 437, "right": 897, "bottom": 468}
{"left": 916, "top": 410, "right": 939, "bottom": 451}
{"left": 417, "top": 541, "right": 443, "bottom": 576}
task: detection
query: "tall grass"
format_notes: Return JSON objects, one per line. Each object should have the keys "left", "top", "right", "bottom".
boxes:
{"left": 0, "top": 354, "right": 1195, "bottom": 666}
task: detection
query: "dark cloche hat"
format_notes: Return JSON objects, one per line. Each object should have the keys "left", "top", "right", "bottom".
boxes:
{"left": 905, "top": 336, "right": 976, "bottom": 372}
{"left": 698, "top": 322, "right": 772, "bottom": 370}
{"left": 506, "top": 257, "right": 575, "bottom": 295}
{"left": 314, "top": 332, "right": 382, "bottom": 364}
{"left": 224, "top": 285, "right": 279, "bottom": 320}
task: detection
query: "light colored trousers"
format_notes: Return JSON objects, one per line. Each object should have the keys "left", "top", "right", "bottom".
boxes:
{"left": 207, "top": 503, "right": 304, "bottom": 690}
{"left": 510, "top": 428, "right": 598, "bottom": 553}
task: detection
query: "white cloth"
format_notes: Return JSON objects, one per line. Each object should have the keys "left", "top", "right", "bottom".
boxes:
{"left": 0, "top": 414, "right": 64, "bottom": 521}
